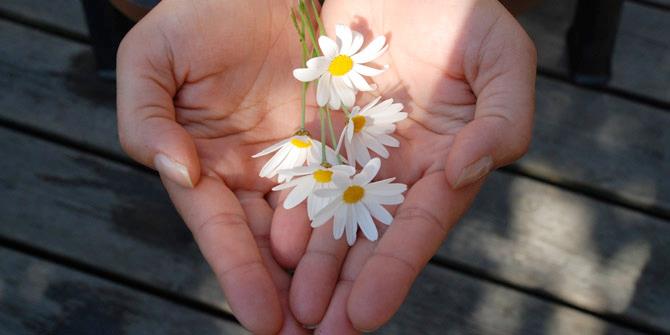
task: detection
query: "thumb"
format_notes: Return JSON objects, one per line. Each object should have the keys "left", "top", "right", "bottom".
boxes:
{"left": 446, "top": 9, "right": 536, "bottom": 189}
{"left": 116, "top": 18, "right": 200, "bottom": 188}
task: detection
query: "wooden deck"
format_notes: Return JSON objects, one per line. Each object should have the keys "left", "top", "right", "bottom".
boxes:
{"left": 0, "top": 1, "right": 668, "bottom": 334}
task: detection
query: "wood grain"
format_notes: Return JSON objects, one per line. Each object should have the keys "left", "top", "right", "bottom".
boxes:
{"left": 519, "top": 0, "right": 670, "bottom": 103}
{"left": 0, "top": 0, "right": 88, "bottom": 37}
{"left": 0, "top": 247, "right": 247, "bottom": 335}
{"left": 0, "top": 126, "right": 643, "bottom": 334}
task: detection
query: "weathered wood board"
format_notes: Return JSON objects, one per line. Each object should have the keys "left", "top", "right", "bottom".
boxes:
{"left": 0, "top": 126, "right": 644, "bottom": 334}
{"left": 1, "top": 0, "right": 668, "bottom": 104}
{"left": 1, "top": 18, "right": 667, "bottom": 213}
{"left": 2, "top": 101, "right": 668, "bottom": 334}
{"left": 0, "top": 247, "right": 247, "bottom": 335}
{"left": 0, "top": 0, "right": 88, "bottom": 37}
{"left": 519, "top": 0, "right": 670, "bottom": 103}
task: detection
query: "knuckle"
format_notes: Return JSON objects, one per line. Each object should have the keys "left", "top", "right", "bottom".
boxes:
{"left": 195, "top": 212, "right": 247, "bottom": 237}
{"left": 395, "top": 206, "right": 447, "bottom": 236}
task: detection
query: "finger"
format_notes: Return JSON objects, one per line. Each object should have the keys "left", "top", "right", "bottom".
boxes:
{"left": 446, "top": 11, "right": 536, "bottom": 189}
{"left": 347, "top": 172, "right": 482, "bottom": 331}
{"left": 290, "top": 220, "right": 349, "bottom": 326}
{"left": 163, "top": 175, "right": 282, "bottom": 334}
{"left": 270, "top": 189, "right": 312, "bottom": 268}
{"left": 236, "top": 191, "right": 308, "bottom": 335}
{"left": 116, "top": 16, "right": 200, "bottom": 188}
{"left": 316, "top": 239, "right": 376, "bottom": 334}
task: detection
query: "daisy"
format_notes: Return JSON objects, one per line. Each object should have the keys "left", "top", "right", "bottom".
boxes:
{"left": 338, "top": 97, "right": 407, "bottom": 167}
{"left": 252, "top": 132, "right": 337, "bottom": 182}
{"left": 292, "top": 24, "right": 389, "bottom": 110}
{"left": 273, "top": 163, "right": 356, "bottom": 219}
{"left": 312, "top": 158, "right": 407, "bottom": 246}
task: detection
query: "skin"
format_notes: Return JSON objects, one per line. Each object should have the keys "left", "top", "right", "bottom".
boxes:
{"left": 116, "top": 0, "right": 535, "bottom": 333}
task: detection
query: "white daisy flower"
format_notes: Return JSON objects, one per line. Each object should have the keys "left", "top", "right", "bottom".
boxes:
{"left": 292, "top": 24, "right": 389, "bottom": 110}
{"left": 273, "top": 163, "right": 356, "bottom": 219}
{"left": 338, "top": 97, "right": 407, "bottom": 167}
{"left": 252, "top": 133, "right": 337, "bottom": 182}
{"left": 312, "top": 158, "right": 407, "bottom": 246}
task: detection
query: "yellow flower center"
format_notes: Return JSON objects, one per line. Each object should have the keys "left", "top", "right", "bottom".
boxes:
{"left": 313, "top": 169, "right": 333, "bottom": 183}
{"left": 290, "top": 138, "right": 312, "bottom": 148}
{"left": 328, "top": 55, "right": 354, "bottom": 76}
{"left": 351, "top": 115, "right": 366, "bottom": 133}
{"left": 342, "top": 185, "right": 365, "bottom": 204}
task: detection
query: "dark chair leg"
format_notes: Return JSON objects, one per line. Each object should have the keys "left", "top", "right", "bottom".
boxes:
{"left": 80, "top": 0, "right": 135, "bottom": 80}
{"left": 567, "top": 0, "right": 624, "bottom": 87}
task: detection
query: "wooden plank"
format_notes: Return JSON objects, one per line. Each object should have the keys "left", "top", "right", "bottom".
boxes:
{"left": 0, "top": 0, "right": 88, "bottom": 37}
{"left": 1, "top": 19, "right": 667, "bottom": 212}
{"left": 1, "top": 17, "right": 669, "bottom": 332}
{"left": 2, "top": 0, "right": 668, "bottom": 104}
{"left": 0, "top": 247, "right": 247, "bottom": 335}
{"left": 519, "top": 0, "right": 670, "bottom": 103}
{"left": 0, "top": 127, "right": 642, "bottom": 334}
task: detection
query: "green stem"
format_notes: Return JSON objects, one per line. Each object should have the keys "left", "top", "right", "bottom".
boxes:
{"left": 342, "top": 105, "right": 351, "bottom": 118}
{"left": 298, "top": 0, "right": 320, "bottom": 57}
{"left": 325, "top": 108, "right": 343, "bottom": 164}
{"left": 292, "top": 7, "right": 310, "bottom": 130}
{"left": 319, "top": 107, "right": 328, "bottom": 164}
{"left": 308, "top": 0, "right": 326, "bottom": 36}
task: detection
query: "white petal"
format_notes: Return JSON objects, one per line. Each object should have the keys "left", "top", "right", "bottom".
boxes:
{"left": 365, "top": 177, "right": 396, "bottom": 190}
{"left": 363, "top": 200, "right": 393, "bottom": 225}
{"left": 293, "top": 67, "right": 325, "bottom": 82}
{"left": 365, "top": 182, "right": 407, "bottom": 196}
{"left": 314, "top": 188, "right": 341, "bottom": 198}
{"left": 333, "top": 77, "right": 356, "bottom": 108}
{"left": 347, "top": 30, "right": 364, "bottom": 56}
{"left": 252, "top": 139, "right": 289, "bottom": 158}
{"left": 306, "top": 56, "right": 330, "bottom": 69}
{"left": 346, "top": 205, "right": 358, "bottom": 246}
{"left": 353, "top": 64, "right": 388, "bottom": 77}
{"left": 367, "top": 194, "right": 404, "bottom": 205}
{"left": 355, "top": 202, "right": 378, "bottom": 241}
{"left": 359, "top": 97, "right": 383, "bottom": 115}
{"left": 361, "top": 132, "right": 389, "bottom": 158}
{"left": 312, "top": 199, "right": 341, "bottom": 227}
{"left": 351, "top": 35, "right": 388, "bottom": 63}
{"left": 316, "top": 73, "right": 331, "bottom": 107}
{"left": 366, "top": 124, "right": 396, "bottom": 135}
{"left": 353, "top": 157, "right": 380, "bottom": 185}
{"left": 346, "top": 119, "right": 355, "bottom": 142}
{"left": 371, "top": 113, "right": 408, "bottom": 124}
{"left": 335, "top": 25, "right": 352, "bottom": 55}
{"left": 318, "top": 36, "right": 339, "bottom": 58}
{"left": 308, "top": 191, "right": 332, "bottom": 220}
{"left": 353, "top": 136, "right": 371, "bottom": 166}
{"left": 283, "top": 178, "right": 315, "bottom": 209}
{"left": 330, "top": 165, "right": 356, "bottom": 176}
{"left": 332, "top": 173, "right": 351, "bottom": 188}
{"left": 347, "top": 71, "right": 375, "bottom": 91}
{"left": 333, "top": 204, "right": 348, "bottom": 239}
{"left": 278, "top": 164, "right": 319, "bottom": 177}
{"left": 272, "top": 176, "right": 304, "bottom": 191}
{"left": 344, "top": 135, "right": 356, "bottom": 167}
{"left": 376, "top": 134, "right": 400, "bottom": 147}
{"left": 259, "top": 144, "right": 292, "bottom": 177}
{"left": 328, "top": 80, "right": 342, "bottom": 110}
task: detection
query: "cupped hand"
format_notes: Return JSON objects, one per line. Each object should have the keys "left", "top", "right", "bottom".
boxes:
{"left": 116, "top": 0, "right": 319, "bottom": 333}
{"left": 286, "top": 0, "right": 536, "bottom": 333}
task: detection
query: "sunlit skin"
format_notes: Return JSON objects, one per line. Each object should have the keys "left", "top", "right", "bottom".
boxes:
{"left": 116, "top": 0, "right": 535, "bottom": 334}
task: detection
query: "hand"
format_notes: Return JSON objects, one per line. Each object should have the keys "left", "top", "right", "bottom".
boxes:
{"left": 286, "top": 0, "right": 536, "bottom": 332}
{"left": 116, "top": 0, "right": 318, "bottom": 333}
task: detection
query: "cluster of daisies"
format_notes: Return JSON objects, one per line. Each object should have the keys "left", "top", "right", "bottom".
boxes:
{"left": 253, "top": 0, "right": 407, "bottom": 246}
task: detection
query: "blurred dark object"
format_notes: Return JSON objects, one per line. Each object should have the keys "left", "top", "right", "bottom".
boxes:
{"left": 80, "top": 0, "right": 157, "bottom": 80}
{"left": 567, "top": 0, "right": 624, "bottom": 86}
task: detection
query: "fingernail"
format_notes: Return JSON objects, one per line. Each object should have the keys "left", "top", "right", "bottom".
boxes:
{"left": 154, "top": 153, "right": 193, "bottom": 188}
{"left": 302, "top": 324, "right": 318, "bottom": 330}
{"left": 454, "top": 155, "right": 493, "bottom": 189}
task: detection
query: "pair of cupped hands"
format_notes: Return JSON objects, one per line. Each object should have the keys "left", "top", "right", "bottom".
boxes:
{"left": 116, "top": 0, "right": 535, "bottom": 333}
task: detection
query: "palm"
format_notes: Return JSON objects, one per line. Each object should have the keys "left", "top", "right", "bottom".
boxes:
{"left": 118, "top": 0, "right": 534, "bottom": 333}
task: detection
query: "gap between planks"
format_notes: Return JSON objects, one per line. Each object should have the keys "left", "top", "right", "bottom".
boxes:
{"left": 0, "top": 122, "right": 658, "bottom": 335}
